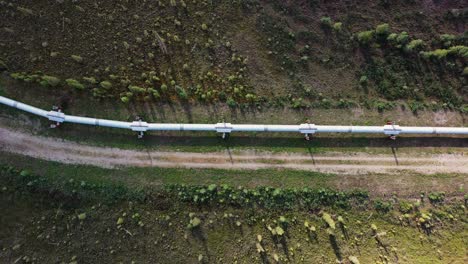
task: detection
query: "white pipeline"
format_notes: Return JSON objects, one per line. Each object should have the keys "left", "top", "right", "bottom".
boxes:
{"left": 1, "top": 96, "right": 467, "bottom": 136}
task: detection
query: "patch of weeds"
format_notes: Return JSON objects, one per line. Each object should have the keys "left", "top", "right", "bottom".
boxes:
{"left": 428, "top": 192, "right": 445, "bottom": 205}
{"left": 66, "top": 79, "right": 85, "bottom": 90}
{"left": 374, "top": 199, "right": 393, "bottom": 213}
{"left": 398, "top": 201, "right": 413, "bottom": 213}
{"left": 40, "top": 75, "right": 61, "bottom": 87}
{"left": 167, "top": 184, "right": 368, "bottom": 210}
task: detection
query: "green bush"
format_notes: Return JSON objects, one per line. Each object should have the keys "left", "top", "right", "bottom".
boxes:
{"left": 152, "top": 90, "right": 160, "bottom": 99}
{"left": 322, "top": 213, "right": 335, "bottom": 229}
{"left": 187, "top": 217, "right": 201, "bottom": 229}
{"left": 128, "top": 85, "right": 146, "bottom": 93}
{"left": 83, "top": 77, "right": 97, "bottom": 84}
{"left": 100, "top": 81, "right": 112, "bottom": 89}
{"left": 374, "top": 100, "right": 396, "bottom": 112}
{"left": 356, "top": 30, "right": 374, "bottom": 45}
{"left": 408, "top": 101, "right": 425, "bottom": 113}
{"left": 405, "top": 39, "right": 424, "bottom": 52}
{"left": 359, "top": 75, "right": 368, "bottom": 85}
{"left": 10, "top": 72, "right": 26, "bottom": 80}
{"left": 71, "top": 55, "right": 83, "bottom": 63}
{"left": 374, "top": 199, "right": 392, "bottom": 213}
{"left": 291, "top": 97, "right": 306, "bottom": 109}
{"left": 422, "top": 49, "right": 449, "bottom": 60}
{"left": 447, "top": 45, "right": 468, "bottom": 58}
{"left": 333, "top": 22, "right": 342, "bottom": 31}
{"left": 0, "top": 165, "right": 145, "bottom": 203}
{"left": 176, "top": 86, "right": 188, "bottom": 100}
{"left": 463, "top": 67, "right": 468, "bottom": 76}
{"left": 167, "top": 184, "right": 368, "bottom": 210}
{"left": 227, "top": 97, "right": 237, "bottom": 107}
{"left": 396, "top": 31, "right": 409, "bottom": 44}
{"left": 375, "top": 23, "right": 390, "bottom": 36}
{"left": 387, "top": 33, "right": 398, "bottom": 42}
{"left": 65, "top": 79, "right": 85, "bottom": 90}
{"left": 439, "top": 34, "right": 456, "bottom": 47}
{"left": 428, "top": 192, "right": 445, "bottom": 204}
{"left": 336, "top": 99, "right": 356, "bottom": 108}
{"left": 40, "top": 75, "right": 61, "bottom": 87}
{"left": 399, "top": 201, "right": 413, "bottom": 213}
{"left": 320, "top": 16, "right": 333, "bottom": 28}
{"left": 460, "top": 104, "right": 468, "bottom": 113}
{"left": 388, "top": 31, "right": 409, "bottom": 47}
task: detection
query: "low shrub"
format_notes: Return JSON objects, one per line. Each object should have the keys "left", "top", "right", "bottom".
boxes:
{"left": 428, "top": 192, "right": 445, "bottom": 204}
{"left": 322, "top": 213, "right": 335, "bottom": 229}
{"left": 374, "top": 100, "right": 396, "bottom": 112}
{"left": 100, "top": 81, "right": 112, "bottom": 89}
{"left": 356, "top": 30, "right": 374, "bottom": 45}
{"left": 120, "top": 96, "right": 130, "bottom": 103}
{"left": 374, "top": 199, "right": 392, "bottom": 213}
{"left": 40, "top": 75, "right": 61, "bottom": 87}
{"left": 408, "top": 101, "right": 425, "bottom": 113}
{"left": 0, "top": 165, "right": 145, "bottom": 204}
{"left": 375, "top": 23, "right": 390, "bottom": 36}
{"left": 167, "top": 184, "right": 368, "bottom": 210}
{"left": 128, "top": 85, "right": 146, "bottom": 93}
{"left": 71, "top": 55, "right": 83, "bottom": 63}
{"left": 421, "top": 49, "right": 448, "bottom": 60}
{"left": 405, "top": 39, "right": 424, "bottom": 52}
{"left": 65, "top": 79, "right": 85, "bottom": 90}
{"left": 447, "top": 45, "right": 468, "bottom": 58}
{"left": 439, "top": 34, "right": 456, "bottom": 47}
{"left": 388, "top": 31, "right": 409, "bottom": 47}
{"left": 320, "top": 16, "right": 333, "bottom": 28}
{"left": 333, "top": 22, "right": 342, "bottom": 32}
{"left": 399, "top": 201, "right": 413, "bottom": 213}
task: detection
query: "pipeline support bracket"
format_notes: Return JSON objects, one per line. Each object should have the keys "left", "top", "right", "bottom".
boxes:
{"left": 299, "top": 123, "right": 317, "bottom": 134}
{"left": 130, "top": 121, "right": 149, "bottom": 132}
{"left": 47, "top": 111, "right": 65, "bottom": 123}
{"left": 383, "top": 124, "right": 401, "bottom": 135}
{"left": 215, "top": 122, "right": 233, "bottom": 133}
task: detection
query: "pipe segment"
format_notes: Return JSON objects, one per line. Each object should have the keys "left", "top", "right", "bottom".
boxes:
{"left": 1, "top": 96, "right": 467, "bottom": 136}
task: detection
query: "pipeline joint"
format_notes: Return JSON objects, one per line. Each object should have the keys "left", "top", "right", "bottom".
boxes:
{"left": 130, "top": 121, "right": 149, "bottom": 132}
{"left": 47, "top": 111, "right": 65, "bottom": 123}
{"left": 299, "top": 123, "right": 317, "bottom": 134}
{"left": 383, "top": 124, "right": 401, "bottom": 135}
{"left": 215, "top": 122, "right": 233, "bottom": 133}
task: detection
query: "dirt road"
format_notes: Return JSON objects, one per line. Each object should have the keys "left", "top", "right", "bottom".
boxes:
{"left": 1, "top": 127, "right": 467, "bottom": 175}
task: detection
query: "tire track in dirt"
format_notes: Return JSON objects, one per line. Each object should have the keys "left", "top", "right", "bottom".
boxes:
{"left": 0, "top": 127, "right": 467, "bottom": 175}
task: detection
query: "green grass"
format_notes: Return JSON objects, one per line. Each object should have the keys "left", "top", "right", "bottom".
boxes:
{"left": 0, "top": 152, "right": 465, "bottom": 198}
{"left": 0, "top": 156, "right": 466, "bottom": 263}
{"left": 0, "top": 152, "right": 335, "bottom": 190}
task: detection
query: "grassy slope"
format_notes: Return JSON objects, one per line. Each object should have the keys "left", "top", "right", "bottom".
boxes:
{"left": 0, "top": 151, "right": 466, "bottom": 199}
{"left": 1, "top": 194, "right": 466, "bottom": 264}
{"left": 0, "top": 155, "right": 467, "bottom": 264}
{"left": 0, "top": 0, "right": 466, "bottom": 114}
